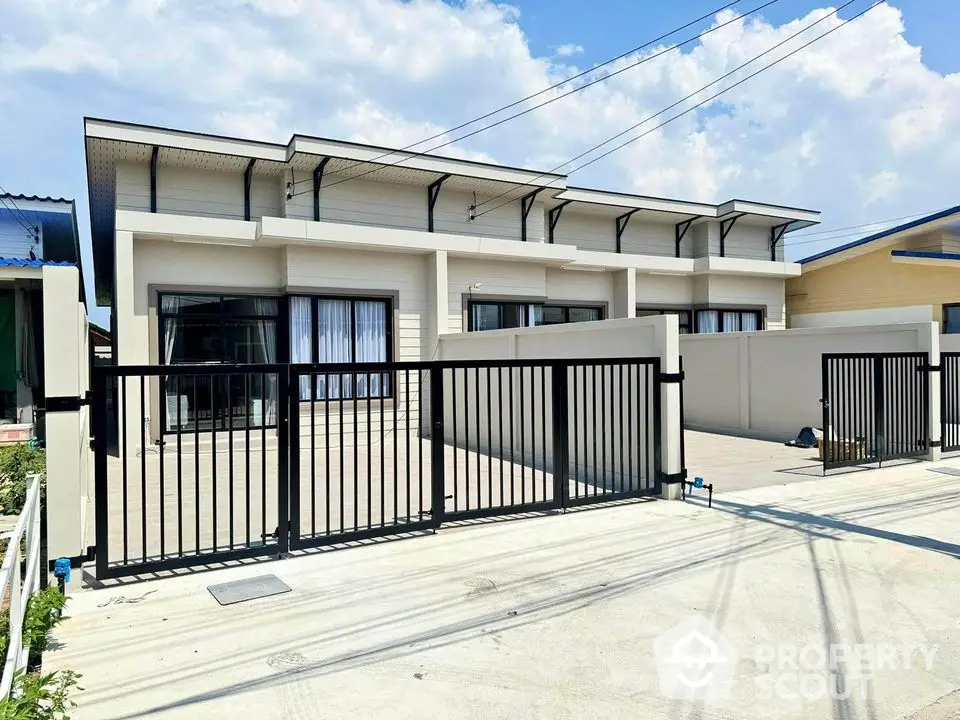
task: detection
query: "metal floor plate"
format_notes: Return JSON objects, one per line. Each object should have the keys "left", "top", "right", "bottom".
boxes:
{"left": 208, "top": 574, "right": 291, "bottom": 606}
{"left": 927, "top": 467, "right": 960, "bottom": 477}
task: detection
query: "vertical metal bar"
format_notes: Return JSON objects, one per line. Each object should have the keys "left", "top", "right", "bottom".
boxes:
{"left": 618, "top": 364, "right": 624, "bottom": 494}
{"left": 353, "top": 371, "right": 359, "bottom": 532}
{"left": 158, "top": 375, "right": 166, "bottom": 560}
{"left": 210, "top": 374, "right": 217, "bottom": 553}
{"left": 325, "top": 372, "right": 330, "bottom": 535}
{"left": 245, "top": 374, "right": 250, "bottom": 547}
{"left": 261, "top": 372, "right": 266, "bottom": 544}
{"left": 121, "top": 378, "right": 129, "bottom": 565}
{"left": 194, "top": 378, "right": 200, "bottom": 554}
{"left": 311, "top": 372, "right": 316, "bottom": 536}
{"left": 601, "top": 365, "right": 607, "bottom": 494}
{"left": 429, "top": 367, "right": 446, "bottom": 527}
{"left": 652, "top": 361, "right": 663, "bottom": 492}
{"left": 465, "top": 367, "right": 471, "bottom": 511}
{"left": 645, "top": 362, "right": 652, "bottom": 488}
{"left": 487, "top": 367, "right": 492, "bottom": 509}
{"left": 227, "top": 378, "right": 234, "bottom": 550}
{"left": 176, "top": 377, "right": 183, "bottom": 556}
{"left": 551, "top": 363, "right": 569, "bottom": 509}
{"left": 678, "top": 355, "right": 686, "bottom": 478}
{"left": 393, "top": 370, "right": 398, "bottom": 523}
{"left": 140, "top": 375, "right": 147, "bottom": 563}
{"left": 572, "top": 364, "right": 579, "bottom": 499}
{"left": 93, "top": 368, "right": 109, "bottom": 578}
{"left": 627, "top": 363, "right": 633, "bottom": 492}
{"left": 406, "top": 368, "right": 411, "bottom": 523}
{"left": 474, "top": 367, "right": 481, "bottom": 509}
{"left": 287, "top": 369, "right": 299, "bottom": 549}
{"left": 381, "top": 373, "right": 386, "bottom": 527}
{"left": 277, "top": 368, "right": 290, "bottom": 556}
{"left": 418, "top": 369, "right": 424, "bottom": 519}
{"left": 509, "top": 366, "right": 515, "bottom": 506}
{"left": 498, "top": 367, "right": 504, "bottom": 508}
{"left": 340, "top": 374, "right": 345, "bottom": 533}
{"left": 874, "top": 356, "right": 884, "bottom": 465}
{"left": 367, "top": 373, "right": 372, "bottom": 529}
{"left": 452, "top": 367, "right": 458, "bottom": 512}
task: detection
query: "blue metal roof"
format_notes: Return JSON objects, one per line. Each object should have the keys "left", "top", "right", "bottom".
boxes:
{"left": 800, "top": 204, "right": 960, "bottom": 264}
{"left": 0, "top": 257, "right": 75, "bottom": 268}
{"left": 891, "top": 250, "right": 960, "bottom": 261}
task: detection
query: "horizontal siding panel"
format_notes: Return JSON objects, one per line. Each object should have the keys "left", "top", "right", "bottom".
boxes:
{"left": 620, "top": 220, "right": 675, "bottom": 258}
{"left": 447, "top": 258, "right": 547, "bottom": 333}
{"left": 157, "top": 166, "right": 244, "bottom": 220}
{"left": 545, "top": 268, "right": 613, "bottom": 306}
{"left": 636, "top": 273, "right": 694, "bottom": 306}
{"left": 723, "top": 223, "right": 770, "bottom": 261}
{"left": 552, "top": 212, "right": 614, "bottom": 253}
{"left": 319, "top": 179, "right": 426, "bottom": 231}
{"left": 433, "top": 189, "right": 532, "bottom": 241}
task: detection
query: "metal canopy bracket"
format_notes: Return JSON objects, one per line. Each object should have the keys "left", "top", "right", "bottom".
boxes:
{"left": 674, "top": 217, "right": 697, "bottom": 258}
{"left": 427, "top": 174, "right": 450, "bottom": 233}
{"left": 769, "top": 222, "right": 791, "bottom": 261}
{"left": 615, "top": 209, "right": 639, "bottom": 254}
{"left": 243, "top": 158, "right": 256, "bottom": 222}
{"left": 149, "top": 146, "right": 159, "bottom": 214}
{"left": 719, "top": 213, "right": 746, "bottom": 258}
{"left": 548, "top": 200, "right": 572, "bottom": 244}
{"left": 312, "top": 157, "right": 330, "bottom": 222}
{"left": 520, "top": 188, "right": 543, "bottom": 242}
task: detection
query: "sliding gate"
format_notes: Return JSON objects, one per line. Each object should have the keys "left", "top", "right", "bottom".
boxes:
{"left": 93, "top": 358, "right": 665, "bottom": 578}
{"left": 820, "top": 352, "right": 929, "bottom": 472}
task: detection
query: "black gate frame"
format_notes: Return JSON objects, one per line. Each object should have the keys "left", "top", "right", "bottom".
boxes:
{"left": 942, "top": 352, "right": 960, "bottom": 453}
{"left": 93, "top": 357, "right": 670, "bottom": 577}
{"left": 821, "top": 352, "right": 930, "bottom": 472}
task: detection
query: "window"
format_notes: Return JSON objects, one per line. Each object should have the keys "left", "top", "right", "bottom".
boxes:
{"left": 540, "top": 305, "right": 604, "bottom": 326}
{"left": 158, "top": 293, "right": 279, "bottom": 432}
{"left": 637, "top": 308, "right": 692, "bottom": 334}
{"left": 944, "top": 304, "right": 960, "bottom": 334}
{"left": 695, "top": 309, "right": 762, "bottom": 334}
{"left": 290, "top": 296, "right": 392, "bottom": 400}
{"left": 468, "top": 301, "right": 540, "bottom": 331}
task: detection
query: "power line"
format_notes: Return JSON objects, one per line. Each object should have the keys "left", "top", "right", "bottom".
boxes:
{"left": 474, "top": 0, "right": 878, "bottom": 219}
{"left": 784, "top": 208, "right": 942, "bottom": 239}
{"left": 0, "top": 191, "right": 39, "bottom": 240}
{"left": 290, "top": 0, "right": 783, "bottom": 198}
{"left": 781, "top": 211, "right": 953, "bottom": 248}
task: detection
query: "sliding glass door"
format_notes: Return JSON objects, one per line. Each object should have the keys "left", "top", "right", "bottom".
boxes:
{"left": 160, "top": 294, "right": 279, "bottom": 432}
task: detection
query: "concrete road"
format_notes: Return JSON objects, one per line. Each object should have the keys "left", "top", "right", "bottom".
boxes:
{"left": 50, "top": 459, "right": 960, "bottom": 719}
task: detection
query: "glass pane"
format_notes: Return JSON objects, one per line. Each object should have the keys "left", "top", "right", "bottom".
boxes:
{"left": 528, "top": 304, "right": 543, "bottom": 327}
{"left": 165, "top": 318, "right": 223, "bottom": 363}
{"left": 945, "top": 306, "right": 960, "bottom": 334}
{"left": 502, "top": 303, "right": 524, "bottom": 329}
{"left": 471, "top": 303, "right": 501, "bottom": 331}
{"left": 697, "top": 310, "right": 719, "bottom": 334}
{"left": 222, "top": 296, "right": 278, "bottom": 316}
{"left": 568, "top": 307, "right": 601, "bottom": 323}
{"left": 161, "top": 294, "right": 220, "bottom": 315}
{"left": 541, "top": 307, "right": 566, "bottom": 325}
{"left": 222, "top": 318, "right": 276, "bottom": 363}
{"left": 722, "top": 312, "right": 740, "bottom": 333}
{"left": 740, "top": 312, "right": 759, "bottom": 331}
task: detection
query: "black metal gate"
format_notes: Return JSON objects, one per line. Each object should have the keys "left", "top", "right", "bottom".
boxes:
{"left": 820, "top": 352, "right": 929, "bottom": 472}
{"left": 93, "top": 357, "right": 667, "bottom": 578}
{"left": 942, "top": 352, "right": 960, "bottom": 453}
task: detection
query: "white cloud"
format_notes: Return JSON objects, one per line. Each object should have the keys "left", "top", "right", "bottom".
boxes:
{"left": 0, "top": 0, "right": 957, "bottom": 264}
{"left": 555, "top": 43, "right": 584, "bottom": 57}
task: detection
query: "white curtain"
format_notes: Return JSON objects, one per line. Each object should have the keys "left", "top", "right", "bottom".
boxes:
{"left": 290, "top": 297, "right": 313, "bottom": 400}
{"left": 722, "top": 312, "right": 739, "bottom": 333}
{"left": 254, "top": 298, "right": 278, "bottom": 424}
{"left": 740, "top": 312, "right": 758, "bottom": 331}
{"left": 355, "top": 301, "right": 386, "bottom": 398}
{"left": 697, "top": 310, "right": 719, "bottom": 334}
{"left": 528, "top": 304, "right": 543, "bottom": 327}
{"left": 318, "top": 299, "right": 352, "bottom": 399}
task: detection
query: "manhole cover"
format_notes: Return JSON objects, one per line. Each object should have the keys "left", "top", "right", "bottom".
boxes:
{"left": 208, "top": 574, "right": 291, "bottom": 606}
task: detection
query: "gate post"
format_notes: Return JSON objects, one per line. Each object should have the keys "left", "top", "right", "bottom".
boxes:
{"left": 874, "top": 356, "right": 885, "bottom": 466}
{"left": 654, "top": 318, "right": 683, "bottom": 499}
{"left": 920, "top": 323, "right": 942, "bottom": 462}
{"left": 276, "top": 367, "right": 290, "bottom": 556}
{"left": 429, "top": 365, "right": 446, "bottom": 527}
{"left": 550, "top": 362, "right": 569, "bottom": 508}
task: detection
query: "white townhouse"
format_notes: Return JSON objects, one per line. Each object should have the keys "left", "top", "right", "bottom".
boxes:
{"left": 84, "top": 118, "right": 819, "bottom": 436}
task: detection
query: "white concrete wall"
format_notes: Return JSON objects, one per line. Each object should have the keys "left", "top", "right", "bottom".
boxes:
{"left": 791, "top": 306, "right": 934, "bottom": 329}
{"left": 941, "top": 334, "right": 960, "bottom": 352}
{"left": 636, "top": 273, "right": 693, "bottom": 306}
{"left": 681, "top": 322, "right": 939, "bottom": 441}
{"left": 437, "top": 316, "right": 682, "bottom": 496}
{"left": 41, "top": 266, "right": 90, "bottom": 583}
{"left": 544, "top": 268, "right": 613, "bottom": 309}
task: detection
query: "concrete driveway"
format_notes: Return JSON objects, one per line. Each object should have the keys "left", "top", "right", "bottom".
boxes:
{"left": 49, "top": 459, "right": 960, "bottom": 719}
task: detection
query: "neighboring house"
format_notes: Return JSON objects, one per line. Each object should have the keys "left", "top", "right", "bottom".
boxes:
{"left": 787, "top": 205, "right": 960, "bottom": 331}
{"left": 0, "top": 194, "right": 84, "bottom": 443}
{"left": 84, "top": 118, "right": 819, "bottom": 438}
{"left": 89, "top": 322, "right": 112, "bottom": 365}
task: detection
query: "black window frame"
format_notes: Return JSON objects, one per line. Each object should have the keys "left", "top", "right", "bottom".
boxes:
{"left": 943, "top": 303, "right": 960, "bottom": 334}
{"left": 540, "top": 303, "right": 605, "bottom": 326}
{"left": 466, "top": 300, "right": 535, "bottom": 332}
{"left": 636, "top": 307, "right": 692, "bottom": 334}
{"left": 694, "top": 308, "right": 763, "bottom": 334}
{"left": 290, "top": 294, "right": 395, "bottom": 402}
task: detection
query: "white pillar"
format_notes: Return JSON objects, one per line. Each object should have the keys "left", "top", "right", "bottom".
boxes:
{"left": 41, "top": 266, "right": 86, "bottom": 588}
{"left": 612, "top": 268, "right": 636, "bottom": 319}
{"left": 654, "top": 314, "right": 683, "bottom": 499}
{"left": 425, "top": 250, "right": 449, "bottom": 359}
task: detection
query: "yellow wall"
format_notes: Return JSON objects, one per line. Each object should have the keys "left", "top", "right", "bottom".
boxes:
{"left": 787, "top": 242, "right": 960, "bottom": 328}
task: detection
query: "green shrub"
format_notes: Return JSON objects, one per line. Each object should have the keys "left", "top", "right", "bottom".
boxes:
{"left": 0, "top": 669, "right": 78, "bottom": 720}
{"left": 0, "top": 446, "right": 46, "bottom": 516}
{"left": 0, "top": 587, "right": 68, "bottom": 673}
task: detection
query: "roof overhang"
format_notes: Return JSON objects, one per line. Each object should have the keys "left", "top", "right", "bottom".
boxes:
{"left": 801, "top": 204, "right": 960, "bottom": 272}
{"left": 890, "top": 250, "right": 960, "bottom": 268}
{"left": 715, "top": 199, "right": 820, "bottom": 230}
{"left": 553, "top": 187, "right": 715, "bottom": 222}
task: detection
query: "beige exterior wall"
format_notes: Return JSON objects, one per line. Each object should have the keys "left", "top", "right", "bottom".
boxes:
{"left": 787, "top": 238, "right": 960, "bottom": 329}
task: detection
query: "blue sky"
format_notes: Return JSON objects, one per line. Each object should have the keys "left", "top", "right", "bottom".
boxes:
{"left": 1, "top": 0, "right": 957, "bottom": 327}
